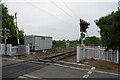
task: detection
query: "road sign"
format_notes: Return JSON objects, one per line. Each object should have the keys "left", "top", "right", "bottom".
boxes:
{"left": 81, "top": 33, "right": 85, "bottom": 38}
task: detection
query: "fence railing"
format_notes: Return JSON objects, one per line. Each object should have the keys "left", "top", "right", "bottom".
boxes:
{"left": 77, "top": 46, "right": 119, "bottom": 64}
{"left": 11, "top": 46, "right": 18, "bottom": 56}
{"left": 0, "top": 44, "right": 5, "bottom": 55}
{"left": 0, "top": 44, "right": 30, "bottom": 56}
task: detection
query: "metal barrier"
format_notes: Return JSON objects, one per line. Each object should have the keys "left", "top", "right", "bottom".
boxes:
{"left": 0, "top": 44, "right": 30, "bottom": 56}
{"left": 0, "top": 44, "right": 5, "bottom": 55}
{"left": 77, "top": 46, "right": 119, "bottom": 64}
{"left": 11, "top": 46, "right": 18, "bottom": 56}
{"left": 18, "top": 44, "right": 30, "bottom": 55}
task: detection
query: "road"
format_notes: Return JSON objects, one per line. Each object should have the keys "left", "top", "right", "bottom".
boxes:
{"left": 2, "top": 59, "right": 120, "bottom": 80}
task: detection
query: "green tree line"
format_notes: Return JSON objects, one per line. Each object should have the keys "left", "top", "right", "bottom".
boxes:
{"left": 1, "top": 4, "right": 24, "bottom": 45}
{"left": 95, "top": 10, "right": 120, "bottom": 63}
{"left": 95, "top": 11, "right": 120, "bottom": 51}
{"left": 53, "top": 36, "right": 101, "bottom": 48}
{"left": 84, "top": 36, "right": 100, "bottom": 46}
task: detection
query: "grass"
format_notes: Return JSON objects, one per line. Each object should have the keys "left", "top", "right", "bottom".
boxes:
{"left": 96, "top": 63, "right": 111, "bottom": 70}
{"left": 82, "top": 59, "right": 120, "bottom": 73}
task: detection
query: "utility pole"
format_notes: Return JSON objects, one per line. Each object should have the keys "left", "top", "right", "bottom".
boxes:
{"left": 2, "top": 28, "right": 10, "bottom": 55}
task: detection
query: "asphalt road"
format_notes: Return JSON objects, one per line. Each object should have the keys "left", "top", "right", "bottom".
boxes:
{"left": 2, "top": 59, "right": 120, "bottom": 80}
{"left": 2, "top": 60, "right": 49, "bottom": 79}
{"left": 2, "top": 60, "right": 22, "bottom": 67}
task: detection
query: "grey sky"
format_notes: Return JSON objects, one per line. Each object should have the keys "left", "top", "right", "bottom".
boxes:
{"left": 3, "top": 0, "right": 119, "bottom": 40}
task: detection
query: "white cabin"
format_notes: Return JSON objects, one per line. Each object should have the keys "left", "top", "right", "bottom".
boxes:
{"left": 24, "top": 35, "right": 52, "bottom": 51}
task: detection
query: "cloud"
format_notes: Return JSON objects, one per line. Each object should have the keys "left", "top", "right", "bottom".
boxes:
{"left": 4, "top": 1, "right": 118, "bottom": 40}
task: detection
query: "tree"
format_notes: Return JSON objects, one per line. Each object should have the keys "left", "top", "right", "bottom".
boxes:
{"left": 95, "top": 11, "right": 120, "bottom": 50}
{"left": 95, "top": 10, "right": 120, "bottom": 63}
{"left": 1, "top": 4, "right": 24, "bottom": 45}
{"left": 53, "top": 39, "right": 66, "bottom": 48}
{"left": 19, "top": 29, "right": 24, "bottom": 44}
{"left": 1, "top": 4, "right": 16, "bottom": 37}
{"left": 84, "top": 36, "right": 100, "bottom": 46}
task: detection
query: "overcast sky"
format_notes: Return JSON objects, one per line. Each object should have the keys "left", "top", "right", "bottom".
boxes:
{"left": 2, "top": 0, "right": 119, "bottom": 40}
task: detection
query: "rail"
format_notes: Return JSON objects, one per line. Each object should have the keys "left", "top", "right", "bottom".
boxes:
{"left": 44, "top": 50, "right": 76, "bottom": 60}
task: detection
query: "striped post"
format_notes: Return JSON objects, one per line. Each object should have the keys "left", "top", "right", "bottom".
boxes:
{"left": 15, "top": 13, "right": 20, "bottom": 45}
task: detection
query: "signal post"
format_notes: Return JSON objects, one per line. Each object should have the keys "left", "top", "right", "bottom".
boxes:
{"left": 76, "top": 19, "right": 90, "bottom": 62}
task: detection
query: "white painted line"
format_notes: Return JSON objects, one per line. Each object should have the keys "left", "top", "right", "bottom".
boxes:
{"left": 18, "top": 74, "right": 39, "bottom": 78}
{"left": 83, "top": 65, "right": 119, "bottom": 76}
{"left": 83, "top": 74, "right": 89, "bottom": 78}
{"left": 18, "top": 76, "right": 27, "bottom": 78}
{"left": 57, "top": 61, "right": 91, "bottom": 66}
{"left": 39, "top": 59, "right": 91, "bottom": 67}
{"left": 88, "top": 70, "right": 92, "bottom": 74}
{"left": 83, "top": 66, "right": 96, "bottom": 78}
{"left": 23, "top": 74, "right": 39, "bottom": 78}
{"left": 53, "top": 63, "right": 90, "bottom": 71}
{"left": 88, "top": 67, "right": 96, "bottom": 74}
{"left": 91, "top": 67, "right": 96, "bottom": 70}
{"left": 94, "top": 70, "right": 120, "bottom": 76}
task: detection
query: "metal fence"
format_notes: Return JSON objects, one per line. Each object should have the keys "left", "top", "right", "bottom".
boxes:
{"left": 77, "top": 46, "right": 119, "bottom": 64}
{"left": 0, "top": 44, "right": 5, "bottom": 55}
{"left": 7, "top": 45, "right": 18, "bottom": 56}
{"left": 0, "top": 44, "right": 30, "bottom": 56}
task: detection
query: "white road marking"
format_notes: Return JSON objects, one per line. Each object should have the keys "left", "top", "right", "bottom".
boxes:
{"left": 5, "top": 58, "right": 119, "bottom": 76}
{"left": 94, "top": 70, "right": 120, "bottom": 76}
{"left": 23, "top": 74, "right": 39, "bottom": 78}
{"left": 18, "top": 76, "right": 27, "bottom": 78}
{"left": 91, "top": 67, "right": 96, "bottom": 70}
{"left": 30, "top": 60, "right": 120, "bottom": 76}
{"left": 88, "top": 70, "right": 92, "bottom": 74}
{"left": 34, "top": 59, "right": 91, "bottom": 67}
{"left": 83, "top": 74, "right": 89, "bottom": 78}
{"left": 18, "top": 74, "right": 39, "bottom": 78}
{"left": 57, "top": 61, "right": 91, "bottom": 67}
{"left": 53, "top": 63, "right": 90, "bottom": 71}
{"left": 82, "top": 67, "right": 96, "bottom": 78}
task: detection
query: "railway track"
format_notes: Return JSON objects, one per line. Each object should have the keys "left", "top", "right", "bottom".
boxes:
{"left": 43, "top": 50, "right": 76, "bottom": 60}
{"left": 3, "top": 50, "right": 93, "bottom": 79}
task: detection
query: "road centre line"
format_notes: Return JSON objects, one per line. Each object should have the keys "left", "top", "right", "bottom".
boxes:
{"left": 88, "top": 70, "right": 92, "bottom": 74}
{"left": 83, "top": 67, "right": 96, "bottom": 78}
{"left": 83, "top": 74, "right": 89, "bottom": 78}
